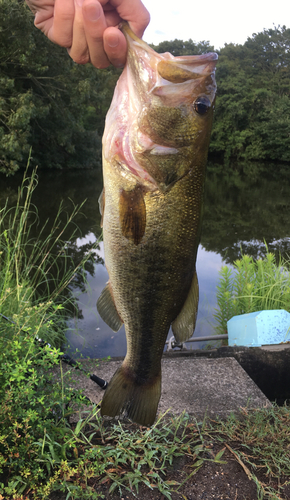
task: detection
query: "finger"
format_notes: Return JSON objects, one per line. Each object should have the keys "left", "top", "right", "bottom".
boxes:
{"left": 103, "top": 27, "right": 127, "bottom": 67}
{"left": 109, "top": 0, "right": 150, "bottom": 38}
{"left": 82, "top": 0, "right": 111, "bottom": 69}
{"left": 50, "top": 0, "right": 75, "bottom": 47}
{"left": 68, "top": 0, "right": 90, "bottom": 64}
{"left": 25, "top": 0, "right": 46, "bottom": 15}
{"left": 32, "top": 0, "right": 55, "bottom": 38}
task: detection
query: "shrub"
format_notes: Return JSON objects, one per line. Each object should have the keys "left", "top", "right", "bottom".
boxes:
{"left": 214, "top": 252, "right": 290, "bottom": 335}
{"left": 0, "top": 166, "right": 97, "bottom": 498}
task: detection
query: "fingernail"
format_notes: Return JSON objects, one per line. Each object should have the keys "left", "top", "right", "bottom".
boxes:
{"left": 107, "top": 34, "right": 119, "bottom": 48}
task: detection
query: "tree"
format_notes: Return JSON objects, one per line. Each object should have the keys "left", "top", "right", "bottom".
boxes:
{"left": 151, "top": 38, "right": 215, "bottom": 56}
{"left": 0, "top": 0, "right": 118, "bottom": 174}
{"left": 1, "top": 5, "right": 289, "bottom": 174}
{"left": 210, "top": 26, "right": 290, "bottom": 164}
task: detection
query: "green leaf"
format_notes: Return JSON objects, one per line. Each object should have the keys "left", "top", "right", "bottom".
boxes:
{"left": 214, "top": 447, "right": 226, "bottom": 461}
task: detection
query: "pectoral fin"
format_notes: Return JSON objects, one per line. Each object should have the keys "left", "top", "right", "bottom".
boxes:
{"left": 97, "top": 283, "right": 123, "bottom": 332}
{"left": 119, "top": 185, "right": 146, "bottom": 245}
{"left": 172, "top": 271, "right": 199, "bottom": 342}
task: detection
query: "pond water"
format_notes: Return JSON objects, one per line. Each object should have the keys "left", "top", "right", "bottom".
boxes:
{"left": 1, "top": 163, "right": 290, "bottom": 358}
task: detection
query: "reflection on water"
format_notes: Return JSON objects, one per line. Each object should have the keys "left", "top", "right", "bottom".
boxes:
{"left": 65, "top": 242, "right": 223, "bottom": 358}
{"left": 1, "top": 164, "right": 290, "bottom": 358}
{"left": 202, "top": 164, "right": 290, "bottom": 262}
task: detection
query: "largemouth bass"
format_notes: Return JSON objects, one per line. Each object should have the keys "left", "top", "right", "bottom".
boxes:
{"left": 97, "top": 23, "right": 217, "bottom": 426}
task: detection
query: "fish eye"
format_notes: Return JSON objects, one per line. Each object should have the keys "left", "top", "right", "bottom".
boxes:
{"left": 194, "top": 96, "right": 211, "bottom": 115}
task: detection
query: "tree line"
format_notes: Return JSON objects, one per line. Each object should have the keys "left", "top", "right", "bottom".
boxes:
{"left": 152, "top": 26, "right": 290, "bottom": 165}
{"left": 0, "top": 0, "right": 120, "bottom": 175}
{"left": 0, "top": 0, "right": 289, "bottom": 175}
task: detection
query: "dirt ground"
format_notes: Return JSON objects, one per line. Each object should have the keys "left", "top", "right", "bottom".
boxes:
{"left": 91, "top": 444, "right": 290, "bottom": 500}
{"left": 48, "top": 360, "right": 289, "bottom": 500}
{"left": 50, "top": 437, "right": 290, "bottom": 500}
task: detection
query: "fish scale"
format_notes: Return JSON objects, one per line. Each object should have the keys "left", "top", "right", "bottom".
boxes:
{"left": 97, "top": 22, "right": 217, "bottom": 426}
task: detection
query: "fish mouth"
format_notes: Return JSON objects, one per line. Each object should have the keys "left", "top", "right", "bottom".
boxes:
{"left": 120, "top": 21, "right": 218, "bottom": 70}
{"left": 121, "top": 21, "right": 217, "bottom": 100}
{"left": 103, "top": 23, "right": 217, "bottom": 189}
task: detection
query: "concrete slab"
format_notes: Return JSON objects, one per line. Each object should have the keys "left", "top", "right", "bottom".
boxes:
{"left": 62, "top": 356, "right": 271, "bottom": 421}
{"left": 260, "top": 343, "right": 290, "bottom": 351}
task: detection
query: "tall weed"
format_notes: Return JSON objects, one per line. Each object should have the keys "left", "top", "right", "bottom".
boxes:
{"left": 0, "top": 166, "right": 92, "bottom": 345}
{"left": 0, "top": 166, "right": 98, "bottom": 498}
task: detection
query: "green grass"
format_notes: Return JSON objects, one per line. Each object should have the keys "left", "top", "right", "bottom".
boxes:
{"left": 0, "top": 165, "right": 99, "bottom": 499}
{"left": 0, "top": 165, "right": 93, "bottom": 346}
{"left": 214, "top": 252, "right": 290, "bottom": 335}
{"left": 206, "top": 404, "right": 290, "bottom": 499}
{"left": 83, "top": 405, "right": 289, "bottom": 500}
{"left": 8, "top": 404, "right": 287, "bottom": 500}
{"left": 52, "top": 410, "right": 207, "bottom": 500}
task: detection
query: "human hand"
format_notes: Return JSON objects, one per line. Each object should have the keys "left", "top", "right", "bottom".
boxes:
{"left": 25, "top": 0, "right": 150, "bottom": 68}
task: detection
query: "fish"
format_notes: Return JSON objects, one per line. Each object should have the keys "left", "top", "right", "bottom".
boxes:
{"left": 97, "top": 22, "right": 217, "bottom": 426}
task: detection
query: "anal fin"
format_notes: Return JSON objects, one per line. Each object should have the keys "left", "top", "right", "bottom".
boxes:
{"left": 172, "top": 270, "right": 199, "bottom": 343}
{"left": 101, "top": 364, "right": 161, "bottom": 426}
{"left": 96, "top": 283, "right": 123, "bottom": 332}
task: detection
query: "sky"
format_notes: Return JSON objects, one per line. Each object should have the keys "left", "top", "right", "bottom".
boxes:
{"left": 141, "top": 0, "right": 288, "bottom": 50}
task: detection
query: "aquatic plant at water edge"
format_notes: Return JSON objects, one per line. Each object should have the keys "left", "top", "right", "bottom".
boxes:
{"left": 0, "top": 166, "right": 97, "bottom": 346}
{"left": 214, "top": 252, "right": 290, "bottom": 335}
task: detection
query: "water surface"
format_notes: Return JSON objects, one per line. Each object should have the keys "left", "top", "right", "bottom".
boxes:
{"left": 1, "top": 164, "right": 290, "bottom": 358}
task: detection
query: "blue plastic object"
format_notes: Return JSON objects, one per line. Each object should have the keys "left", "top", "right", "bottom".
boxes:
{"left": 227, "top": 309, "right": 290, "bottom": 347}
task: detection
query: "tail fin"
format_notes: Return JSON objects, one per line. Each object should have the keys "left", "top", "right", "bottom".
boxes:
{"left": 101, "top": 364, "right": 161, "bottom": 426}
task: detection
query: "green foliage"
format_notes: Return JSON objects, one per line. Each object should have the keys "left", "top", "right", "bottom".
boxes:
{"left": 151, "top": 38, "right": 215, "bottom": 55}
{"left": 1, "top": 1, "right": 289, "bottom": 173}
{"left": 214, "top": 252, "right": 290, "bottom": 334}
{"left": 0, "top": 169, "right": 102, "bottom": 499}
{"left": 210, "top": 25, "right": 290, "bottom": 163}
{"left": 0, "top": 325, "right": 90, "bottom": 499}
{"left": 0, "top": 0, "right": 118, "bottom": 174}
{"left": 0, "top": 165, "right": 97, "bottom": 344}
